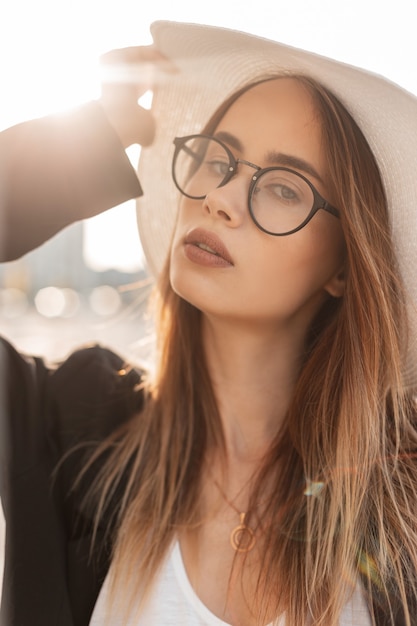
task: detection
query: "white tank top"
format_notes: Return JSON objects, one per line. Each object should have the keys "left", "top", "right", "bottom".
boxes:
{"left": 89, "top": 542, "right": 372, "bottom": 625}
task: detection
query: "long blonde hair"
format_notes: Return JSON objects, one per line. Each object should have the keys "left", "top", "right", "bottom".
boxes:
{"left": 79, "top": 75, "right": 417, "bottom": 625}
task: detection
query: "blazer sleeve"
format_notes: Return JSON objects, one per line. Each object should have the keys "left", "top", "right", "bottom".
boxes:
{"left": 0, "top": 101, "right": 143, "bottom": 262}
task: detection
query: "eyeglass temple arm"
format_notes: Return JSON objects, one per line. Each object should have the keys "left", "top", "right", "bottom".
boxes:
{"left": 323, "top": 202, "right": 340, "bottom": 219}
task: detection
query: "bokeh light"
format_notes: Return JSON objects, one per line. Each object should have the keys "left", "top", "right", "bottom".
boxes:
{"left": 89, "top": 285, "right": 121, "bottom": 316}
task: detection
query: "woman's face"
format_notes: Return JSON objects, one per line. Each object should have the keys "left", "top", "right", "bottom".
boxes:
{"left": 170, "top": 78, "right": 345, "bottom": 337}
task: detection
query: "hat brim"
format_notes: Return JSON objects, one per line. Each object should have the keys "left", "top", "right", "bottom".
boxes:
{"left": 136, "top": 20, "right": 417, "bottom": 387}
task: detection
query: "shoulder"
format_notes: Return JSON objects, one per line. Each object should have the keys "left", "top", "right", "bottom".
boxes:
{"left": 46, "top": 343, "right": 146, "bottom": 453}
{"left": 0, "top": 337, "right": 146, "bottom": 474}
{"left": 46, "top": 343, "right": 147, "bottom": 533}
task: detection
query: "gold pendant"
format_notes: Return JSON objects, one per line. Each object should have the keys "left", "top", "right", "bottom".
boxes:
{"left": 230, "top": 513, "right": 256, "bottom": 552}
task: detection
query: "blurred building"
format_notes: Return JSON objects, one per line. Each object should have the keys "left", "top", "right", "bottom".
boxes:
{"left": 0, "top": 217, "right": 154, "bottom": 362}
{"left": 1, "top": 219, "right": 149, "bottom": 294}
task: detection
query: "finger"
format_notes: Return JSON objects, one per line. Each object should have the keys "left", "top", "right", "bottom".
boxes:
{"left": 100, "top": 44, "right": 173, "bottom": 64}
{"left": 100, "top": 62, "right": 176, "bottom": 103}
{"left": 100, "top": 44, "right": 178, "bottom": 78}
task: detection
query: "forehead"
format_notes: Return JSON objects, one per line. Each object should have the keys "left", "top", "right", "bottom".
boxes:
{"left": 218, "top": 78, "right": 321, "bottom": 138}
{"left": 221, "top": 77, "right": 319, "bottom": 121}
{"left": 215, "top": 77, "right": 325, "bottom": 164}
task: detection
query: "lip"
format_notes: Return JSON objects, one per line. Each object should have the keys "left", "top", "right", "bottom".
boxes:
{"left": 184, "top": 228, "right": 234, "bottom": 267}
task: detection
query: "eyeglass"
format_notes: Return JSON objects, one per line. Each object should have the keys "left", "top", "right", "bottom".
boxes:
{"left": 172, "top": 134, "right": 340, "bottom": 236}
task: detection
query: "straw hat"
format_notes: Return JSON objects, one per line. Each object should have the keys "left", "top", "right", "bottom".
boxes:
{"left": 136, "top": 20, "right": 417, "bottom": 387}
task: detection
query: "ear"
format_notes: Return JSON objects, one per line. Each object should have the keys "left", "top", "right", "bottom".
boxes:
{"left": 324, "top": 266, "right": 345, "bottom": 298}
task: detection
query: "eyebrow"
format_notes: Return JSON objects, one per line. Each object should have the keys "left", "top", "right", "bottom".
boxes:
{"left": 213, "top": 130, "right": 324, "bottom": 185}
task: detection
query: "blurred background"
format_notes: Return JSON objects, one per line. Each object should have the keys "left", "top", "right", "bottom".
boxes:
{"left": 1, "top": 0, "right": 416, "bottom": 593}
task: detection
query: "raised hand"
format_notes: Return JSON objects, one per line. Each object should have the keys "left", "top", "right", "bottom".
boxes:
{"left": 99, "top": 45, "right": 177, "bottom": 148}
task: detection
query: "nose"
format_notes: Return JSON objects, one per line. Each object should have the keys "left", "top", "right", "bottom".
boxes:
{"left": 202, "top": 161, "right": 257, "bottom": 225}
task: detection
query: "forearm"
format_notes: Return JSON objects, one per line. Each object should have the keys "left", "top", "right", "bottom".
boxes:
{"left": 0, "top": 101, "right": 143, "bottom": 262}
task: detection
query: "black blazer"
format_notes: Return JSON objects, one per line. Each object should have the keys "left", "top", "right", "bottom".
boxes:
{"left": 0, "top": 339, "right": 143, "bottom": 626}
{"left": 0, "top": 102, "right": 412, "bottom": 625}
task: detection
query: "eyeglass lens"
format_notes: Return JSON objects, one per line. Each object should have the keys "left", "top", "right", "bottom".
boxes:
{"left": 173, "top": 136, "right": 317, "bottom": 236}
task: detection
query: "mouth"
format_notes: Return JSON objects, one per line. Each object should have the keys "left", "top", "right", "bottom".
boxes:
{"left": 194, "top": 242, "right": 222, "bottom": 255}
{"left": 184, "top": 228, "right": 234, "bottom": 266}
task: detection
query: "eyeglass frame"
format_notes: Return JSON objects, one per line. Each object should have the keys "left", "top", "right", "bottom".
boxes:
{"left": 172, "top": 134, "right": 340, "bottom": 236}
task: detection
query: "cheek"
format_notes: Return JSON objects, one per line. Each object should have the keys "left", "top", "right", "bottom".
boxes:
{"left": 248, "top": 229, "right": 345, "bottom": 309}
{"left": 169, "top": 200, "right": 189, "bottom": 263}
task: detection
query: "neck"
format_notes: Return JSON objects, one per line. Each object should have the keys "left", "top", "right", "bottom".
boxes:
{"left": 202, "top": 315, "right": 306, "bottom": 463}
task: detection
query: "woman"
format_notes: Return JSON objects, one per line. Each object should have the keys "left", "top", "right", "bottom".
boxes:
{"left": 1, "top": 21, "right": 417, "bottom": 626}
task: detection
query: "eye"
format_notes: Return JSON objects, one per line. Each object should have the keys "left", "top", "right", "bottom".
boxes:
{"left": 257, "top": 170, "right": 310, "bottom": 208}
{"left": 272, "top": 184, "right": 299, "bottom": 201}
{"left": 265, "top": 182, "right": 301, "bottom": 204}
{"left": 204, "top": 158, "right": 231, "bottom": 178}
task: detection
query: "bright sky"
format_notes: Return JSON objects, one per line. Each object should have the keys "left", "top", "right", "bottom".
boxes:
{"left": 1, "top": 0, "right": 416, "bottom": 271}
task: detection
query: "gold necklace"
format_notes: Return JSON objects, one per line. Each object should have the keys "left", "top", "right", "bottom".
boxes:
{"left": 212, "top": 477, "right": 256, "bottom": 553}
